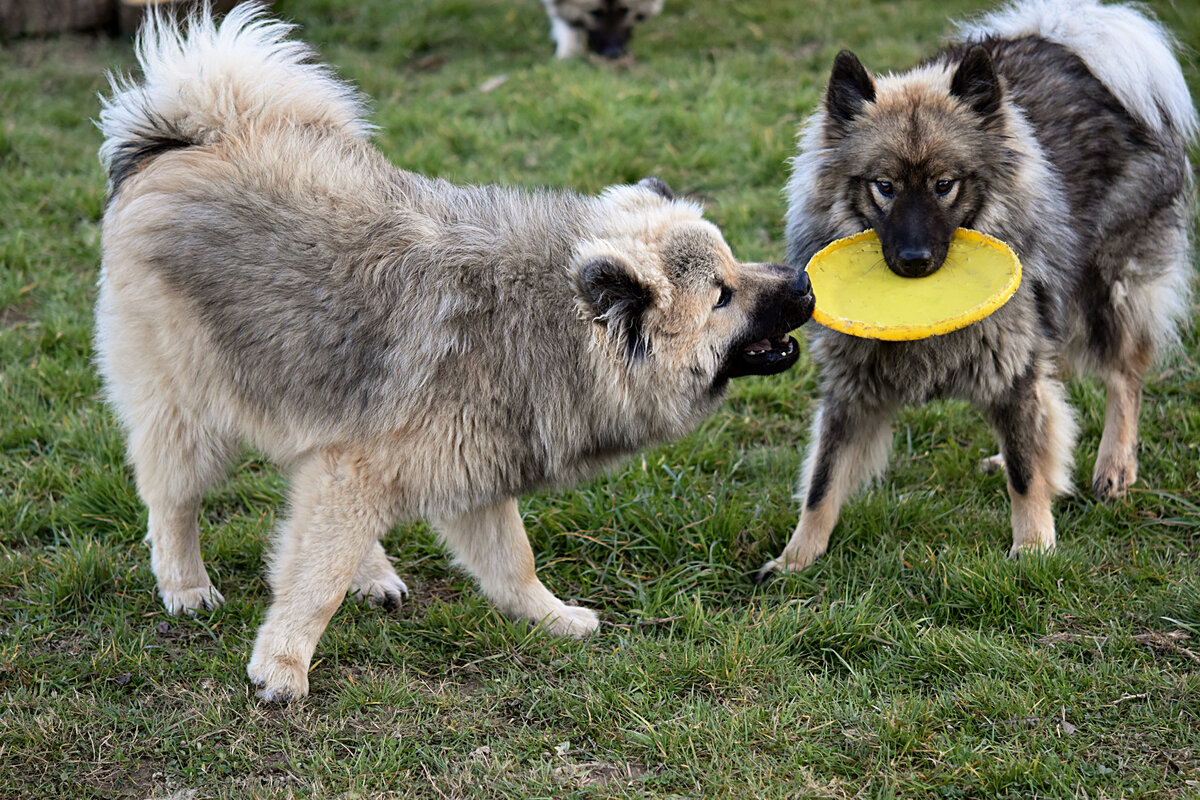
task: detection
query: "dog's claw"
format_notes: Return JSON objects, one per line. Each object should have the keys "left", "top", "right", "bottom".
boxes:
{"left": 1092, "top": 467, "right": 1131, "bottom": 500}
{"left": 753, "top": 560, "right": 782, "bottom": 585}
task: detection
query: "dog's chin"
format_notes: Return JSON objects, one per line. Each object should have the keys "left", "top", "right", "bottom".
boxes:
{"left": 721, "top": 335, "right": 801, "bottom": 379}
{"left": 586, "top": 28, "right": 632, "bottom": 59}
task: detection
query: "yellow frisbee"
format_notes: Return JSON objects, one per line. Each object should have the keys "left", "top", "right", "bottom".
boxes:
{"left": 807, "top": 228, "right": 1022, "bottom": 341}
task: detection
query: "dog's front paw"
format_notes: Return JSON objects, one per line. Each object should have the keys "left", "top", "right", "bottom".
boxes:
{"left": 247, "top": 653, "right": 309, "bottom": 703}
{"left": 756, "top": 542, "right": 824, "bottom": 583}
{"left": 349, "top": 574, "right": 409, "bottom": 612}
{"left": 1092, "top": 454, "right": 1137, "bottom": 500}
{"left": 978, "top": 453, "right": 1006, "bottom": 475}
{"left": 754, "top": 558, "right": 785, "bottom": 585}
{"left": 542, "top": 604, "right": 599, "bottom": 638}
{"left": 1008, "top": 536, "right": 1055, "bottom": 559}
{"left": 160, "top": 585, "right": 225, "bottom": 616}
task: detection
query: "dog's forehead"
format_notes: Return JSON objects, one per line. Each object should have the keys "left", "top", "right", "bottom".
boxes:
{"left": 660, "top": 224, "right": 734, "bottom": 283}
{"left": 554, "top": 0, "right": 662, "bottom": 12}
{"left": 553, "top": 0, "right": 625, "bottom": 19}
{"left": 856, "top": 79, "right": 981, "bottom": 175}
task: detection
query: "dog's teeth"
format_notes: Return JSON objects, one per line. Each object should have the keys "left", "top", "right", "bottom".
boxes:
{"left": 744, "top": 339, "right": 772, "bottom": 355}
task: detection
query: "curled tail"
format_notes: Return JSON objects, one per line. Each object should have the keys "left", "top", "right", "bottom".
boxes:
{"left": 98, "top": 2, "right": 371, "bottom": 193}
{"left": 957, "top": 0, "right": 1198, "bottom": 140}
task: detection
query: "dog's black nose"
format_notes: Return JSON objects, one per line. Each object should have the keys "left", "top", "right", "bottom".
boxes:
{"left": 795, "top": 269, "right": 812, "bottom": 296}
{"left": 897, "top": 248, "right": 932, "bottom": 271}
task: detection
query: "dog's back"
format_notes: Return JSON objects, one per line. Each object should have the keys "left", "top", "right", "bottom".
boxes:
{"left": 951, "top": 0, "right": 1196, "bottom": 364}
{"left": 955, "top": 0, "right": 1197, "bottom": 140}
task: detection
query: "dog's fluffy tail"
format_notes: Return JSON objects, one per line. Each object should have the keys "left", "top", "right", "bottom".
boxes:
{"left": 957, "top": 0, "right": 1197, "bottom": 140}
{"left": 98, "top": 2, "right": 371, "bottom": 192}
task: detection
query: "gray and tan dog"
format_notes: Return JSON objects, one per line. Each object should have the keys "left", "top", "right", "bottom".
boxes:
{"left": 542, "top": 0, "right": 663, "bottom": 59}
{"left": 761, "top": 0, "right": 1196, "bottom": 578}
{"left": 96, "top": 5, "right": 812, "bottom": 700}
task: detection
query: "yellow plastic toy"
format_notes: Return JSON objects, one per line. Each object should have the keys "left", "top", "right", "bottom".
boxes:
{"left": 806, "top": 228, "right": 1022, "bottom": 341}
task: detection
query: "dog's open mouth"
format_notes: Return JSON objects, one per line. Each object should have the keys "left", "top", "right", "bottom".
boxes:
{"left": 725, "top": 334, "right": 800, "bottom": 378}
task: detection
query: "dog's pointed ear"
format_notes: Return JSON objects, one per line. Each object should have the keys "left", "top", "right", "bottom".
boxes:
{"left": 638, "top": 176, "right": 674, "bottom": 201}
{"left": 950, "top": 45, "right": 1003, "bottom": 119}
{"left": 573, "top": 255, "right": 654, "bottom": 362}
{"left": 825, "top": 50, "right": 876, "bottom": 131}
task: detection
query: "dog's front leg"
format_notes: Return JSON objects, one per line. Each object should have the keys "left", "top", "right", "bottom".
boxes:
{"left": 984, "top": 367, "right": 1078, "bottom": 557}
{"left": 549, "top": 16, "right": 586, "bottom": 59}
{"left": 435, "top": 498, "right": 599, "bottom": 637}
{"left": 247, "top": 450, "right": 394, "bottom": 702}
{"left": 759, "top": 400, "right": 896, "bottom": 579}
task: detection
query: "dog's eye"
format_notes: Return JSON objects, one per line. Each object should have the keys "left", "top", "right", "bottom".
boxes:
{"left": 935, "top": 179, "right": 956, "bottom": 196}
{"left": 875, "top": 180, "right": 894, "bottom": 198}
{"left": 634, "top": 12, "right": 646, "bottom": 21}
{"left": 714, "top": 285, "right": 734, "bottom": 309}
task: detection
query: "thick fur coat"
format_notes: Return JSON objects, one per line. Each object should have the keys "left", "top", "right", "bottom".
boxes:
{"left": 762, "top": 0, "right": 1196, "bottom": 577}
{"left": 96, "top": 5, "right": 812, "bottom": 700}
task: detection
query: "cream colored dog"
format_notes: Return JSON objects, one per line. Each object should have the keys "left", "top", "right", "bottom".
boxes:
{"left": 97, "top": 5, "right": 813, "bottom": 701}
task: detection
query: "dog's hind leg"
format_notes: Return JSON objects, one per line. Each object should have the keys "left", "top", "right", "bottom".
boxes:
{"left": 984, "top": 366, "right": 1078, "bottom": 556}
{"left": 1092, "top": 338, "right": 1153, "bottom": 500}
{"left": 434, "top": 498, "right": 599, "bottom": 637}
{"left": 248, "top": 449, "right": 396, "bottom": 702}
{"left": 129, "top": 410, "right": 236, "bottom": 615}
{"left": 758, "top": 400, "right": 896, "bottom": 579}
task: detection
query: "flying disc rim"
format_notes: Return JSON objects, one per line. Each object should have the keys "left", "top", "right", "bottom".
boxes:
{"left": 808, "top": 228, "right": 1022, "bottom": 341}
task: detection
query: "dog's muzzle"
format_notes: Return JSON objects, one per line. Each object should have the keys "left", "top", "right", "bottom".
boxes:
{"left": 721, "top": 266, "right": 814, "bottom": 379}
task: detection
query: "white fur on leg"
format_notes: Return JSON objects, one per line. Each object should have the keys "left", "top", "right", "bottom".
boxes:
{"left": 760, "top": 403, "right": 895, "bottom": 577}
{"left": 125, "top": 414, "right": 235, "bottom": 616}
{"left": 1007, "top": 376, "right": 1078, "bottom": 556}
{"left": 436, "top": 498, "right": 599, "bottom": 637}
{"left": 247, "top": 452, "right": 395, "bottom": 702}
{"left": 1008, "top": 479, "right": 1056, "bottom": 556}
{"left": 147, "top": 506, "right": 226, "bottom": 615}
{"left": 549, "top": 16, "right": 585, "bottom": 59}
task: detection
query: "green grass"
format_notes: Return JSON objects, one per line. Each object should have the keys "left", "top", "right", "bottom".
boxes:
{"left": 1, "top": 0, "right": 1198, "bottom": 797}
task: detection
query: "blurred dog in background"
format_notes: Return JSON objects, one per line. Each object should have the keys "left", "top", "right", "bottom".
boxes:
{"left": 542, "top": 0, "right": 663, "bottom": 59}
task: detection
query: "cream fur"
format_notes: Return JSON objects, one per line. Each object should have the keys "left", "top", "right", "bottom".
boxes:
{"left": 96, "top": 4, "right": 811, "bottom": 701}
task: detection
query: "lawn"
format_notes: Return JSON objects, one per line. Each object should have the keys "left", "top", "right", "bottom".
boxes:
{"left": 1, "top": 0, "right": 1198, "bottom": 797}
